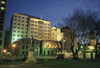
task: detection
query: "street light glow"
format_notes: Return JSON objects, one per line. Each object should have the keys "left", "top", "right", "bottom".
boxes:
{"left": 88, "top": 46, "right": 95, "bottom": 50}
{"left": 3, "top": 49, "right": 7, "bottom": 53}
{"left": 12, "top": 44, "right": 16, "bottom": 48}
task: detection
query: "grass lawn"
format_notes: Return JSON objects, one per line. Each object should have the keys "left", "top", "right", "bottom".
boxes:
{"left": 0, "top": 59, "right": 100, "bottom": 68}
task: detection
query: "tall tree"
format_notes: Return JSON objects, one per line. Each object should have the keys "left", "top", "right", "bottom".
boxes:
{"left": 61, "top": 8, "right": 98, "bottom": 59}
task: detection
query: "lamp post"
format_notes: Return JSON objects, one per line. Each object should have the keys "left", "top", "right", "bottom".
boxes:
{"left": 62, "top": 40, "right": 65, "bottom": 54}
{"left": 12, "top": 44, "right": 16, "bottom": 56}
{"left": 3, "top": 49, "right": 7, "bottom": 56}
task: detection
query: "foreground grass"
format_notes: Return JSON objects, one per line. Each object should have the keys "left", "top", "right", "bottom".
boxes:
{"left": 0, "top": 59, "right": 100, "bottom": 68}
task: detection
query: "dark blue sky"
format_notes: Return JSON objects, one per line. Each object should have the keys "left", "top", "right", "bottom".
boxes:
{"left": 6, "top": 0, "right": 100, "bottom": 29}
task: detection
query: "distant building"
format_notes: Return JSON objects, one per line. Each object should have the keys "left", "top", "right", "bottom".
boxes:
{"left": 10, "top": 13, "right": 51, "bottom": 44}
{"left": 95, "top": 21, "right": 100, "bottom": 43}
{"left": 0, "top": 0, "right": 7, "bottom": 55}
{"left": 61, "top": 27, "right": 77, "bottom": 52}
{"left": 50, "top": 26, "right": 63, "bottom": 41}
{"left": 89, "top": 30, "right": 96, "bottom": 46}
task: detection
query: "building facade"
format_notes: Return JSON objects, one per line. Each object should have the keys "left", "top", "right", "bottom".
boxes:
{"left": 0, "top": 0, "right": 7, "bottom": 55}
{"left": 11, "top": 39, "right": 58, "bottom": 57}
{"left": 10, "top": 13, "right": 51, "bottom": 44}
{"left": 51, "top": 26, "right": 63, "bottom": 41}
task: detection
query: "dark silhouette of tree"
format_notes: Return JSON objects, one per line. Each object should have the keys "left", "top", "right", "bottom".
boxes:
{"left": 60, "top": 8, "right": 98, "bottom": 59}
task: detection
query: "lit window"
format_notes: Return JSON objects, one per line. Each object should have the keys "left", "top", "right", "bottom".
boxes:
{"left": 13, "top": 34, "right": 15, "bottom": 36}
{"left": 1, "top": 7, "right": 5, "bottom": 10}
{"left": 21, "top": 35, "right": 23, "bottom": 37}
{"left": 31, "top": 31, "right": 34, "bottom": 33}
{"left": 21, "top": 27, "right": 24, "bottom": 29}
{"left": 21, "top": 31, "right": 24, "bottom": 33}
{"left": 22, "top": 24, "right": 24, "bottom": 26}
{"left": 1, "top": 1, "right": 5, "bottom": 4}
{"left": 31, "top": 24, "right": 34, "bottom": 26}
{"left": 17, "top": 31, "right": 20, "bottom": 33}
{"left": 13, "top": 30, "right": 16, "bottom": 32}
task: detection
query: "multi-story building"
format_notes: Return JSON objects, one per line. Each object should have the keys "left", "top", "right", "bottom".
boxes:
{"left": 51, "top": 26, "right": 63, "bottom": 41}
{"left": 10, "top": 13, "right": 51, "bottom": 44}
{"left": 0, "top": 0, "right": 7, "bottom": 55}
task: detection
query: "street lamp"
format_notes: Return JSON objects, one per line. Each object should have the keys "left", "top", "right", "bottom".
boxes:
{"left": 3, "top": 49, "right": 7, "bottom": 56}
{"left": 3, "top": 49, "right": 7, "bottom": 53}
{"left": 12, "top": 44, "right": 16, "bottom": 56}
{"left": 62, "top": 40, "right": 65, "bottom": 54}
{"left": 12, "top": 44, "right": 16, "bottom": 48}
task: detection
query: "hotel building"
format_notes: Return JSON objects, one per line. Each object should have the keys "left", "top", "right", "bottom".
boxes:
{"left": 10, "top": 13, "right": 51, "bottom": 44}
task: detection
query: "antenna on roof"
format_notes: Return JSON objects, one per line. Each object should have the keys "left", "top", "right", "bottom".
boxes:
{"left": 40, "top": 15, "right": 42, "bottom": 20}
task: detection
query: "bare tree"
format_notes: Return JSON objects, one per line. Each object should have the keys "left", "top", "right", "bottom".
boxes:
{"left": 61, "top": 8, "right": 98, "bottom": 59}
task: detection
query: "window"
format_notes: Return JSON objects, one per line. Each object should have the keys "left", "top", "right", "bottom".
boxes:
{"left": 35, "top": 25, "right": 37, "bottom": 27}
{"left": 22, "top": 24, "right": 24, "bottom": 26}
{"left": 1, "top": 1, "right": 5, "bottom": 4}
{"left": 31, "top": 31, "right": 34, "bottom": 33}
{"left": 22, "top": 17, "right": 24, "bottom": 19}
{"left": 55, "top": 29, "right": 57, "bottom": 31}
{"left": 18, "top": 27, "right": 20, "bottom": 29}
{"left": 21, "top": 27, "right": 24, "bottom": 29}
{"left": 18, "top": 24, "right": 20, "bottom": 25}
{"left": 0, "top": 33, "right": 2, "bottom": 38}
{"left": 17, "top": 31, "right": 20, "bottom": 33}
{"left": 13, "top": 30, "right": 16, "bottom": 32}
{"left": 31, "top": 24, "right": 34, "bottom": 26}
{"left": 31, "top": 20, "right": 34, "bottom": 23}
{"left": 34, "top": 32, "right": 37, "bottom": 34}
{"left": 13, "top": 34, "right": 15, "bottom": 36}
{"left": 14, "top": 16, "right": 17, "bottom": 18}
{"left": 31, "top": 28, "right": 34, "bottom": 30}
{"left": 14, "top": 23, "right": 16, "bottom": 25}
{"left": 26, "top": 41, "right": 28, "bottom": 43}
{"left": 13, "top": 26, "right": 16, "bottom": 28}
{"left": 35, "top": 28, "right": 37, "bottom": 30}
{"left": 21, "top": 35, "right": 23, "bottom": 37}
{"left": 0, "top": 40, "right": 2, "bottom": 45}
{"left": 34, "top": 35, "right": 37, "bottom": 37}
{"left": 18, "top": 20, "right": 20, "bottom": 22}
{"left": 22, "top": 20, "right": 24, "bottom": 22}
{"left": 21, "top": 31, "right": 24, "bottom": 33}
{"left": 18, "top": 16, "right": 21, "bottom": 18}
{"left": 1, "top": 7, "right": 5, "bottom": 10}
{"left": 35, "top": 21, "right": 37, "bottom": 23}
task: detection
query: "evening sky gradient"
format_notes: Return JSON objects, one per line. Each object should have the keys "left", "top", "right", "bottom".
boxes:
{"left": 6, "top": 0, "right": 100, "bottom": 29}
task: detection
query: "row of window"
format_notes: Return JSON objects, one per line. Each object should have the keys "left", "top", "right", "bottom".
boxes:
{"left": 14, "top": 15, "right": 27, "bottom": 20}
{"left": 13, "top": 26, "right": 27, "bottom": 30}
{"left": 13, "top": 35, "right": 27, "bottom": 37}
{"left": 31, "top": 20, "right": 50, "bottom": 26}
{"left": 14, "top": 19, "right": 27, "bottom": 23}
{"left": 31, "top": 31, "right": 37, "bottom": 34}
{"left": 31, "top": 27, "right": 37, "bottom": 30}
{"left": 13, "top": 23, "right": 27, "bottom": 26}
{"left": 31, "top": 24, "right": 37, "bottom": 27}
{"left": 13, "top": 30, "right": 27, "bottom": 33}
